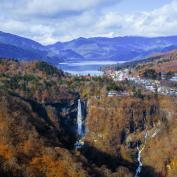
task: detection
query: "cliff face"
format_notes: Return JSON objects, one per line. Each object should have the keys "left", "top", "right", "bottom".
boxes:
{"left": 85, "top": 96, "right": 159, "bottom": 153}
{"left": 45, "top": 99, "right": 79, "bottom": 148}
{"left": 141, "top": 97, "right": 177, "bottom": 177}
{"left": 83, "top": 96, "right": 177, "bottom": 177}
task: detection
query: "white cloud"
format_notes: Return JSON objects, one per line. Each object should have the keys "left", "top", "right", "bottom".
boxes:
{"left": 0, "top": 0, "right": 177, "bottom": 44}
{"left": 94, "top": 1, "right": 177, "bottom": 37}
{"left": 0, "top": 0, "right": 119, "bottom": 17}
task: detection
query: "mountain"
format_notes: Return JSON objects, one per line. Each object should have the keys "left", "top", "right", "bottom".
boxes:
{"left": 0, "top": 42, "right": 48, "bottom": 60}
{"left": 48, "top": 36, "right": 177, "bottom": 62}
{"left": 0, "top": 31, "right": 62, "bottom": 64}
{"left": 0, "top": 31, "right": 44, "bottom": 51}
{"left": 2, "top": 31, "right": 177, "bottom": 65}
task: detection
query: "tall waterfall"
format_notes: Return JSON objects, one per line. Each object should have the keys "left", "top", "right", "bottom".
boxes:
{"left": 75, "top": 99, "right": 84, "bottom": 149}
{"left": 77, "top": 99, "right": 83, "bottom": 136}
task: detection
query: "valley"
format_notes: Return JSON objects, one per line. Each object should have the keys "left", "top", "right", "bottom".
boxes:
{"left": 1, "top": 0, "right": 177, "bottom": 176}
{"left": 0, "top": 59, "right": 176, "bottom": 177}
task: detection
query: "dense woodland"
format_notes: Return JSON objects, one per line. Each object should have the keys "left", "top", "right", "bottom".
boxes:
{"left": 0, "top": 59, "right": 176, "bottom": 177}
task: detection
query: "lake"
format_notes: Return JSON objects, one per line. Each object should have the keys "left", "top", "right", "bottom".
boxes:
{"left": 58, "top": 61, "right": 120, "bottom": 76}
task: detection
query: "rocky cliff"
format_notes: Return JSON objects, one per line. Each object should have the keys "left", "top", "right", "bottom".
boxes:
{"left": 82, "top": 96, "right": 177, "bottom": 177}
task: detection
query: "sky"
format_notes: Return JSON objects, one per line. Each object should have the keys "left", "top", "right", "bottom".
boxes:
{"left": 0, "top": 0, "right": 177, "bottom": 44}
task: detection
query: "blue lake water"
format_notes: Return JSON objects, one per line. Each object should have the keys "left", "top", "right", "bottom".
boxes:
{"left": 58, "top": 61, "right": 120, "bottom": 76}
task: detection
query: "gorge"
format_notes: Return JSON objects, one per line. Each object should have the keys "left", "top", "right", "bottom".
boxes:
{"left": 0, "top": 59, "right": 176, "bottom": 177}
{"left": 1, "top": 0, "right": 177, "bottom": 176}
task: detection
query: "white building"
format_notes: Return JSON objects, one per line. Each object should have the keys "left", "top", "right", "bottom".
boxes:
{"left": 170, "top": 73, "right": 177, "bottom": 82}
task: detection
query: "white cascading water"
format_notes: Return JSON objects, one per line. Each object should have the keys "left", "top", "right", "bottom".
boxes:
{"left": 77, "top": 99, "right": 83, "bottom": 136}
{"left": 75, "top": 99, "right": 84, "bottom": 149}
{"left": 135, "top": 145, "right": 143, "bottom": 177}
{"left": 135, "top": 131, "right": 147, "bottom": 177}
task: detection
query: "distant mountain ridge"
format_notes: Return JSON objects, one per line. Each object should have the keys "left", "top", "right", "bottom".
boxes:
{"left": 1, "top": 31, "right": 177, "bottom": 65}
{"left": 0, "top": 31, "right": 43, "bottom": 50}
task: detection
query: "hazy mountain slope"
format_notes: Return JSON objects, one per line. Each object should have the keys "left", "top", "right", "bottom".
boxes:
{"left": 0, "top": 42, "right": 48, "bottom": 60}
{"left": 2, "top": 31, "right": 177, "bottom": 64}
{"left": 49, "top": 36, "right": 177, "bottom": 61}
{"left": 0, "top": 31, "right": 62, "bottom": 64}
{"left": 0, "top": 31, "right": 44, "bottom": 51}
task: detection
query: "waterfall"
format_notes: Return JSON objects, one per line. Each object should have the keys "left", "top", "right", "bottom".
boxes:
{"left": 135, "top": 131, "right": 147, "bottom": 177}
{"left": 135, "top": 145, "right": 143, "bottom": 177}
{"left": 77, "top": 99, "right": 83, "bottom": 136}
{"left": 75, "top": 99, "right": 84, "bottom": 149}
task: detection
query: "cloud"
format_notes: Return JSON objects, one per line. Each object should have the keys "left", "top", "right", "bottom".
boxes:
{"left": 94, "top": 1, "right": 177, "bottom": 37}
{"left": 0, "top": 0, "right": 177, "bottom": 44}
{"left": 0, "top": 0, "right": 119, "bottom": 18}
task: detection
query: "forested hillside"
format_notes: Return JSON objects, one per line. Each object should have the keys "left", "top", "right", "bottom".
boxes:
{"left": 0, "top": 59, "right": 176, "bottom": 177}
